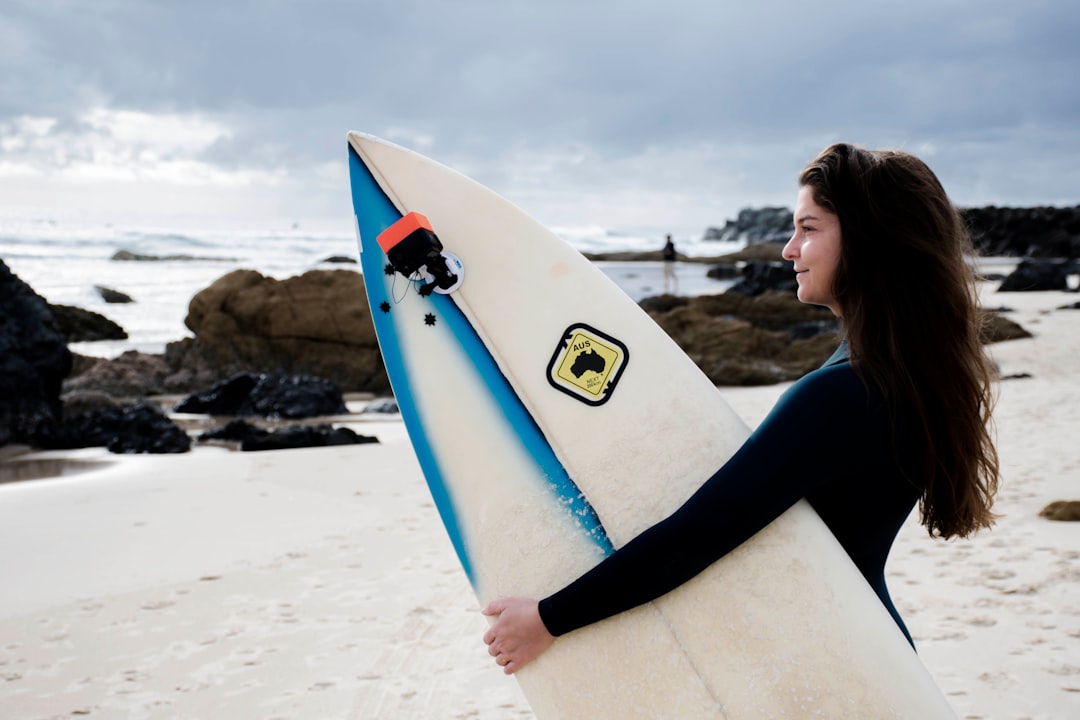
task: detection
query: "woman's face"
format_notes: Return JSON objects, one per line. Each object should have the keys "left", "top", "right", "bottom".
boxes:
{"left": 783, "top": 185, "right": 843, "bottom": 316}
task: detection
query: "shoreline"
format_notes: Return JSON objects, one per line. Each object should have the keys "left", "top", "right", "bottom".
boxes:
{"left": 1, "top": 288, "right": 1078, "bottom": 718}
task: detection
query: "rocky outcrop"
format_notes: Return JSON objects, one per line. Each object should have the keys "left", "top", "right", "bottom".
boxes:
{"left": 199, "top": 420, "right": 377, "bottom": 452}
{"left": 94, "top": 285, "right": 134, "bottom": 303}
{"left": 726, "top": 259, "right": 799, "bottom": 297}
{"left": 33, "top": 401, "right": 191, "bottom": 454}
{"left": 641, "top": 289, "right": 1031, "bottom": 386}
{"left": 704, "top": 207, "right": 794, "bottom": 245}
{"left": 164, "top": 269, "right": 388, "bottom": 393}
{"left": 998, "top": 259, "right": 1078, "bottom": 292}
{"left": 0, "top": 261, "right": 72, "bottom": 446}
{"left": 963, "top": 205, "right": 1080, "bottom": 257}
{"left": 174, "top": 373, "right": 347, "bottom": 419}
{"left": 49, "top": 304, "right": 128, "bottom": 342}
{"left": 699, "top": 205, "right": 1080, "bottom": 258}
{"left": 641, "top": 291, "right": 841, "bottom": 385}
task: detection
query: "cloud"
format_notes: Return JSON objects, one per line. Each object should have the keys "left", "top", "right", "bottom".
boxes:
{"left": 0, "top": 0, "right": 1076, "bottom": 232}
{"left": 0, "top": 107, "right": 282, "bottom": 185}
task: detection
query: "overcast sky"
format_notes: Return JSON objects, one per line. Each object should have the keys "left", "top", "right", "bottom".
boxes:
{"left": 1, "top": 0, "right": 1077, "bottom": 236}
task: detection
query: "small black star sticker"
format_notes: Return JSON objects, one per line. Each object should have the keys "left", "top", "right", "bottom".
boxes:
{"left": 384, "top": 263, "right": 395, "bottom": 276}
{"left": 379, "top": 301, "right": 390, "bottom": 313}
{"left": 424, "top": 313, "right": 437, "bottom": 327}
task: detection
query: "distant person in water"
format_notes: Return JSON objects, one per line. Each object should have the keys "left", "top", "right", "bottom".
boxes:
{"left": 481, "top": 143, "right": 1000, "bottom": 674}
{"left": 662, "top": 233, "right": 677, "bottom": 293}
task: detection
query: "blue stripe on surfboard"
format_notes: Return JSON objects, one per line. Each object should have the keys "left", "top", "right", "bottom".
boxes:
{"left": 347, "top": 144, "right": 615, "bottom": 587}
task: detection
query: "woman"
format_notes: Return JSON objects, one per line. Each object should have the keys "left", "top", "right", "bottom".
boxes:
{"left": 482, "top": 143, "right": 1000, "bottom": 675}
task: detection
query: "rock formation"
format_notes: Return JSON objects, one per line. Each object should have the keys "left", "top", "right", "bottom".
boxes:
{"left": 0, "top": 261, "right": 72, "bottom": 446}
{"left": 174, "top": 372, "right": 348, "bottom": 419}
{"left": 164, "top": 269, "right": 389, "bottom": 393}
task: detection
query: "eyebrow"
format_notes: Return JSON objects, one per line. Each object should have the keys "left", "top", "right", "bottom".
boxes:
{"left": 795, "top": 213, "right": 821, "bottom": 224}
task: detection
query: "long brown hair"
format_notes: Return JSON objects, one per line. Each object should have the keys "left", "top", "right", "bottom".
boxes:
{"left": 799, "top": 143, "right": 999, "bottom": 539}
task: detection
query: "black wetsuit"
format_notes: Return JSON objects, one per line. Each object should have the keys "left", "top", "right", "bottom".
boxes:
{"left": 538, "top": 343, "right": 922, "bottom": 646}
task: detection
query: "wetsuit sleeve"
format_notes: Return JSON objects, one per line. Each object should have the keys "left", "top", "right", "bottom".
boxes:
{"left": 538, "top": 365, "right": 878, "bottom": 637}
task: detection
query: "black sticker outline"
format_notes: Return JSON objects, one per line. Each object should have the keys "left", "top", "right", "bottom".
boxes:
{"left": 546, "top": 322, "right": 629, "bottom": 407}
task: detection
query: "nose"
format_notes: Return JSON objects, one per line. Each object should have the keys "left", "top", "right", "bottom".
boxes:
{"left": 782, "top": 233, "right": 799, "bottom": 261}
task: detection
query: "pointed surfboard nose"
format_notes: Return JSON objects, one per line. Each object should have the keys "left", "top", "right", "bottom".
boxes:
{"left": 346, "top": 130, "right": 374, "bottom": 155}
{"left": 347, "top": 130, "right": 410, "bottom": 169}
{"left": 347, "top": 131, "right": 416, "bottom": 220}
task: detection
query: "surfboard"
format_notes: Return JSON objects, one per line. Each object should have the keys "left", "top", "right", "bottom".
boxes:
{"left": 346, "top": 131, "right": 957, "bottom": 719}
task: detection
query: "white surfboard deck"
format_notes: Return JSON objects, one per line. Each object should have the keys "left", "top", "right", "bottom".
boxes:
{"left": 347, "top": 131, "right": 956, "bottom": 719}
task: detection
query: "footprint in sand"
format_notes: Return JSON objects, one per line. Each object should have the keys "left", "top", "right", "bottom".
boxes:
{"left": 141, "top": 599, "right": 177, "bottom": 611}
{"left": 977, "top": 670, "right": 1017, "bottom": 689}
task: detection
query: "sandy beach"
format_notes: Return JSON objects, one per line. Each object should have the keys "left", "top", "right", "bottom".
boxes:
{"left": 1, "top": 287, "right": 1078, "bottom": 720}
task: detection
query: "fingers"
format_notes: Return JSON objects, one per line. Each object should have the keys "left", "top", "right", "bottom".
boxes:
{"left": 492, "top": 652, "right": 518, "bottom": 675}
{"left": 481, "top": 597, "right": 549, "bottom": 675}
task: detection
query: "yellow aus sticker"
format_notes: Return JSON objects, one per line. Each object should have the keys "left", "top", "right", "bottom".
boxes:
{"left": 547, "top": 324, "right": 629, "bottom": 406}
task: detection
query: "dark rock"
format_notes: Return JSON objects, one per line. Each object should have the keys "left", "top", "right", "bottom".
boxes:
{"left": 0, "top": 260, "right": 72, "bottom": 446}
{"left": 1059, "top": 301, "right": 1080, "bottom": 310}
{"left": 95, "top": 285, "right": 134, "bottom": 303}
{"left": 175, "top": 374, "right": 258, "bottom": 415}
{"left": 705, "top": 243, "right": 787, "bottom": 282}
{"left": 704, "top": 208, "right": 794, "bottom": 245}
{"left": 962, "top": 205, "right": 1080, "bottom": 258}
{"left": 242, "top": 374, "right": 348, "bottom": 418}
{"left": 321, "top": 255, "right": 358, "bottom": 264}
{"left": 727, "top": 260, "right": 798, "bottom": 297}
{"left": 49, "top": 304, "right": 128, "bottom": 342}
{"left": 175, "top": 372, "right": 347, "bottom": 419}
{"left": 198, "top": 419, "right": 378, "bottom": 450}
{"left": 33, "top": 401, "right": 191, "bottom": 454}
{"left": 166, "top": 269, "right": 388, "bottom": 392}
{"left": 239, "top": 424, "right": 377, "bottom": 452}
{"left": 704, "top": 264, "right": 741, "bottom": 280}
{"left": 199, "top": 419, "right": 268, "bottom": 444}
{"left": 698, "top": 204, "right": 1080, "bottom": 259}
{"left": 999, "top": 259, "right": 1070, "bottom": 291}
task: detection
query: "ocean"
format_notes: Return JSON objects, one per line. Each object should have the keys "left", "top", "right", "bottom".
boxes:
{"left": 0, "top": 208, "right": 744, "bottom": 359}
